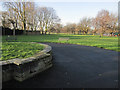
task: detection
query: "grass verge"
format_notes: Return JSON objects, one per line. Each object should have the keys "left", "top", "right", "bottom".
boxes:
{"left": 2, "top": 34, "right": 119, "bottom": 52}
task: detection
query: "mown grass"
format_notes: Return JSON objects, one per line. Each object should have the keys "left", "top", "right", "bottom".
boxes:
{"left": 1, "top": 42, "right": 45, "bottom": 61}
{"left": 2, "top": 34, "right": 119, "bottom": 52}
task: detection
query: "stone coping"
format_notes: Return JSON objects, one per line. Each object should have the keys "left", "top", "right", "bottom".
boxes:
{"left": 0, "top": 42, "right": 52, "bottom": 66}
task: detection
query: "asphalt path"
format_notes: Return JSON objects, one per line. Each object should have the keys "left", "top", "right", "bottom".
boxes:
{"left": 3, "top": 43, "right": 118, "bottom": 88}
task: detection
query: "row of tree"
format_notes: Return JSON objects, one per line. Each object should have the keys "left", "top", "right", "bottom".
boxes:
{"left": 0, "top": 2, "right": 118, "bottom": 36}
{"left": 1, "top": 2, "right": 60, "bottom": 35}
{"left": 60, "top": 10, "right": 118, "bottom": 36}
{"left": 63, "top": 10, "right": 118, "bottom": 36}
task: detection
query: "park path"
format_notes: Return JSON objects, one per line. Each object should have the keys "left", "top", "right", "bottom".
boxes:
{"left": 3, "top": 43, "right": 118, "bottom": 88}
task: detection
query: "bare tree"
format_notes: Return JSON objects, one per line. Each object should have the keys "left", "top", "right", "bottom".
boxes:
{"left": 26, "top": 2, "right": 36, "bottom": 31}
{"left": 62, "top": 25, "right": 69, "bottom": 33}
{"left": 1, "top": 11, "right": 11, "bottom": 28}
{"left": 61, "top": 23, "right": 76, "bottom": 34}
{"left": 95, "top": 10, "right": 110, "bottom": 36}
{"left": 78, "top": 17, "right": 91, "bottom": 35}
{"left": 70, "top": 23, "right": 76, "bottom": 34}
{"left": 54, "top": 23, "right": 63, "bottom": 34}
{"left": 94, "top": 10, "right": 118, "bottom": 36}
{"left": 0, "top": 11, "right": 2, "bottom": 26}
{"left": 37, "top": 7, "right": 60, "bottom": 34}
{"left": 108, "top": 13, "right": 118, "bottom": 35}
{"left": 4, "top": 2, "right": 36, "bottom": 34}
{"left": 91, "top": 17, "right": 99, "bottom": 35}
{"left": 3, "top": 2, "right": 61, "bottom": 35}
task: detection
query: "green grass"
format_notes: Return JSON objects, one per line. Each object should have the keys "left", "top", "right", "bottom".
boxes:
{"left": 1, "top": 42, "right": 45, "bottom": 61}
{"left": 2, "top": 34, "right": 119, "bottom": 52}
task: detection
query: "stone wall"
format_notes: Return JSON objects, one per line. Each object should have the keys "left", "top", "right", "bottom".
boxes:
{"left": 0, "top": 43, "right": 53, "bottom": 82}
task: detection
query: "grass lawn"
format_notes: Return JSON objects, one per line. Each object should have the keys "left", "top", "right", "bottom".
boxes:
{"left": 1, "top": 42, "right": 45, "bottom": 61}
{"left": 2, "top": 34, "right": 119, "bottom": 52}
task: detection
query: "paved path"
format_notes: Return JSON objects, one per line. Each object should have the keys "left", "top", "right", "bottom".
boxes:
{"left": 3, "top": 43, "right": 118, "bottom": 88}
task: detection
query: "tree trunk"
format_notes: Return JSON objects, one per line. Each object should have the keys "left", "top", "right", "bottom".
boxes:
{"left": 49, "top": 31, "right": 50, "bottom": 35}
{"left": 73, "top": 31, "right": 74, "bottom": 34}
{"left": 15, "top": 19, "right": 17, "bottom": 29}
{"left": 13, "top": 24, "right": 15, "bottom": 36}
{"left": 23, "top": 21, "right": 26, "bottom": 35}
{"left": 42, "top": 30, "right": 44, "bottom": 35}
{"left": 45, "top": 31, "right": 47, "bottom": 35}
{"left": 100, "top": 27, "right": 103, "bottom": 37}
{"left": 23, "top": 2, "right": 26, "bottom": 35}
{"left": 100, "top": 33, "right": 103, "bottom": 37}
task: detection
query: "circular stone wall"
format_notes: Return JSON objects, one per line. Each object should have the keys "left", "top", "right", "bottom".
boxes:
{"left": 0, "top": 43, "right": 53, "bottom": 82}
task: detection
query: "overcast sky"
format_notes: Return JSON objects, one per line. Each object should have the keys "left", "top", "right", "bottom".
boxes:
{"left": 0, "top": 0, "right": 118, "bottom": 25}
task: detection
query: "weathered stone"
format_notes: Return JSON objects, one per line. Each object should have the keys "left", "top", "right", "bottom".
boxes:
{"left": 1, "top": 43, "right": 53, "bottom": 82}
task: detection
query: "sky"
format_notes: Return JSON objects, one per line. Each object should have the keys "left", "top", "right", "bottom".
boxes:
{"left": 0, "top": 1, "right": 118, "bottom": 25}
{"left": 36, "top": 2, "right": 118, "bottom": 25}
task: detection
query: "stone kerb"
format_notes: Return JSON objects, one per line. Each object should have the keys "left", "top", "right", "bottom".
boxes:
{"left": 0, "top": 43, "right": 53, "bottom": 82}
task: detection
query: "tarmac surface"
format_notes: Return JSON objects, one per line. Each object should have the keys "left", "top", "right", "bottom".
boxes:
{"left": 3, "top": 43, "right": 118, "bottom": 88}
